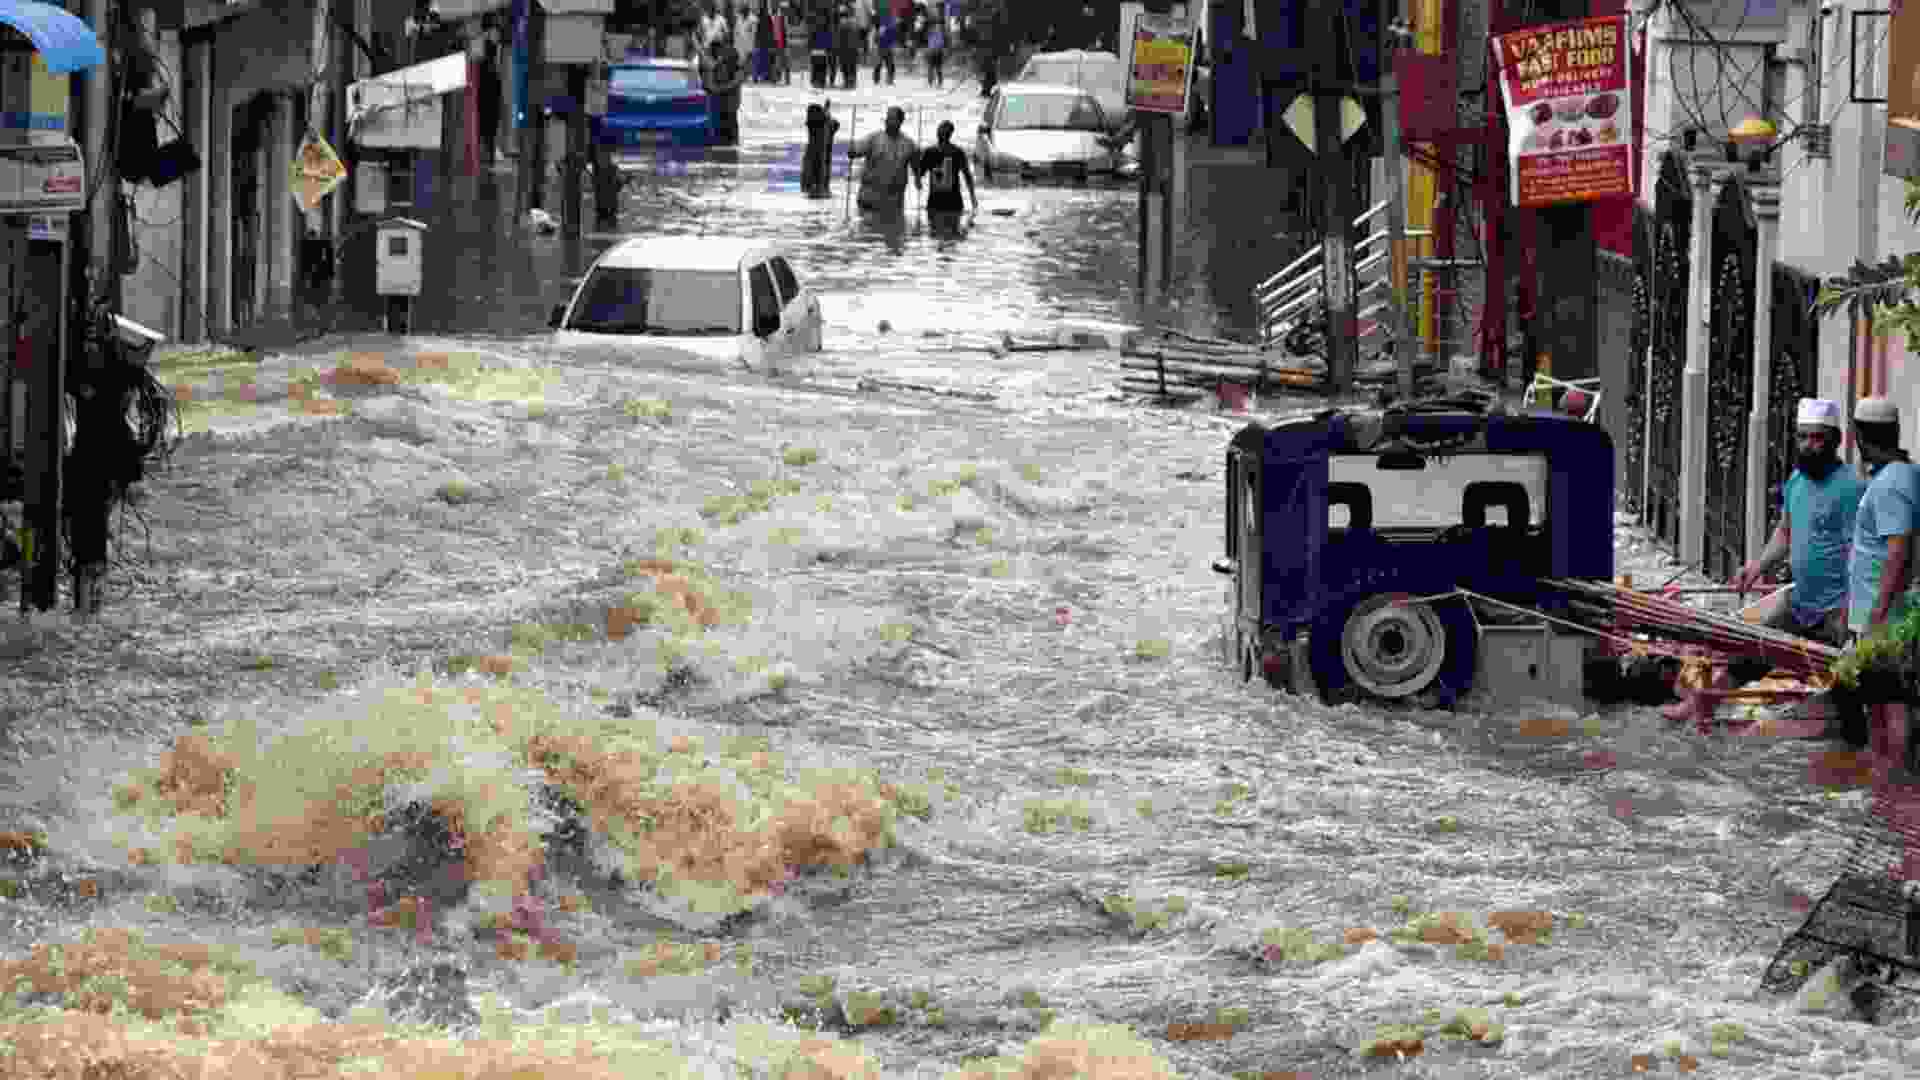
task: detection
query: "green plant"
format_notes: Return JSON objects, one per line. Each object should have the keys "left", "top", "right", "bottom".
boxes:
{"left": 1430, "top": 815, "right": 1461, "bottom": 833}
{"left": 1257, "top": 927, "right": 1346, "bottom": 965}
{"left": 888, "top": 784, "right": 933, "bottom": 821}
{"left": 317, "top": 671, "right": 340, "bottom": 691}
{"left": 1213, "top": 861, "right": 1251, "bottom": 879}
{"left": 624, "top": 398, "right": 672, "bottom": 421}
{"left": 436, "top": 479, "right": 473, "bottom": 504}
{"left": 782, "top": 446, "right": 820, "bottom": 467}
{"left": 243, "top": 655, "right": 275, "bottom": 672}
{"left": 1056, "top": 766, "right": 1095, "bottom": 788}
{"left": 1832, "top": 606, "right": 1920, "bottom": 690}
{"left": 1135, "top": 638, "right": 1172, "bottom": 661}
{"left": 987, "top": 559, "right": 1012, "bottom": 578}
{"left": 1018, "top": 463, "right": 1044, "bottom": 484}
{"left": 1022, "top": 798, "right": 1093, "bottom": 834}
{"left": 606, "top": 463, "right": 627, "bottom": 483}
{"left": 842, "top": 989, "right": 896, "bottom": 1027}
{"left": 1100, "top": 893, "right": 1178, "bottom": 935}
{"left": 143, "top": 893, "right": 180, "bottom": 915}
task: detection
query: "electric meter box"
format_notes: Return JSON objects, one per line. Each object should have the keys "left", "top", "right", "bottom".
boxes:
{"left": 0, "top": 138, "right": 85, "bottom": 214}
{"left": 374, "top": 217, "right": 427, "bottom": 297}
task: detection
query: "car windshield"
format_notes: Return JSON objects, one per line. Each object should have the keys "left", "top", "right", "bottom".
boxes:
{"left": 612, "top": 66, "right": 700, "bottom": 94}
{"left": 1022, "top": 58, "right": 1122, "bottom": 90}
{"left": 566, "top": 267, "right": 738, "bottom": 335}
{"left": 1328, "top": 453, "right": 1551, "bottom": 528}
{"left": 997, "top": 93, "right": 1104, "bottom": 131}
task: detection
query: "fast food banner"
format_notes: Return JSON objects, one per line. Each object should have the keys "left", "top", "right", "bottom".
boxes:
{"left": 1126, "top": 11, "right": 1198, "bottom": 116}
{"left": 1494, "top": 15, "right": 1634, "bottom": 209}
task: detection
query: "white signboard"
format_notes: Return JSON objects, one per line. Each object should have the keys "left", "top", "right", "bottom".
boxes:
{"left": 0, "top": 140, "right": 85, "bottom": 214}
{"left": 348, "top": 53, "right": 468, "bottom": 150}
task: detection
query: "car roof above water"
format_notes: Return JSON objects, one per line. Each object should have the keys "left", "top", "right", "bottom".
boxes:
{"left": 594, "top": 236, "right": 777, "bottom": 272}
{"left": 997, "top": 82, "right": 1098, "bottom": 99}
{"left": 616, "top": 57, "right": 697, "bottom": 71}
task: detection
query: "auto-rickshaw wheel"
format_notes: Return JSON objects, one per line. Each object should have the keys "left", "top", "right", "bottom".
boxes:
{"left": 1310, "top": 584, "right": 1477, "bottom": 703}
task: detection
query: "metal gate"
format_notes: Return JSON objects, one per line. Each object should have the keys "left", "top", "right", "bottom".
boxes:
{"left": 1766, "top": 264, "right": 1823, "bottom": 533}
{"left": 1701, "top": 178, "right": 1758, "bottom": 582}
{"left": 1623, "top": 206, "right": 1653, "bottom": 516}
{"left": 1643, "top": 153, "right": 1692, "bottom": 551}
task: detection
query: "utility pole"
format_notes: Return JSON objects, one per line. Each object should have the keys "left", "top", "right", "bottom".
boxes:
{"left": 562, "top": 64, "right": 586, "bottom": 241}
{"left": 1380, "top": 11, "right": 1413, "bottom": 401}
{"left": 1134, "top": 0, "right": 1178, "bottom": 318}
{"left": 1312, "top": 0, "right": 1357, "bottom": 394}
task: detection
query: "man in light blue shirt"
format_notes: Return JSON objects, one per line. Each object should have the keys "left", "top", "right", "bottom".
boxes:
{"left": 1847, "top": 396, "right": 1918, "bottom": 637}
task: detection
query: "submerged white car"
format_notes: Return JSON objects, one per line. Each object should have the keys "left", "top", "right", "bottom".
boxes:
{"left": 550, "top": 237, "right": 823, "bottom": 371}
{"left": 975, "top": 84, "right": 1133, "bottom": 183}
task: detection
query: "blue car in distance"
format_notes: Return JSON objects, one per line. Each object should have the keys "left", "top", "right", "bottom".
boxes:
{"left": 599, "top": 59, "right": 712, "bottom": 149}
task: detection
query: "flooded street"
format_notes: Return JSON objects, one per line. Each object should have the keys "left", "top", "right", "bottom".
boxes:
{"left": 316, "top": 69, "right": 1277, "bottom": 366}
{"left": 0, "top": 68, "right": 1910, "bottom": 1080}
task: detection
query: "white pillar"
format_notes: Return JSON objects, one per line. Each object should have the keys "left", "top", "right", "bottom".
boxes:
{"left": 187, "top": 39, "right": 212, "bottom": 342}
{"left": 1678, "top": 161, "right": 1725, "bottom": 569}
{"left": 1745, "top": 175, "right": 1782, "bottom": 563}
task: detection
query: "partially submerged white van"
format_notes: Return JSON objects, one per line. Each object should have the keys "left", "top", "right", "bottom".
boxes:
{"left": 550, "top": 236, "right": 824, "bottom": 372}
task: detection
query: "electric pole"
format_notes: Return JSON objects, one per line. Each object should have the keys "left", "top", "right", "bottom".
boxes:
{"left": 562, "top": 64, "right": 587, "bottom": 241}
{"left": 1381, "top": 11, "right": 1413, "bottom": 401}
{"left": 1136, "top": 0, "right": 1177, "bottom": 319}
{"left": 1313, "top": 0, "right": 1357, "bottom": 394}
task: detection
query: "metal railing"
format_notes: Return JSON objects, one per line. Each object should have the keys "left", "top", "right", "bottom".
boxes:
{"left": 1253, "top": 199, "right": 1432, "bottom": 353}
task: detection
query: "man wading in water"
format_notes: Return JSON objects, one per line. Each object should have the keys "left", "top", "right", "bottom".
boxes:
{"left": 913, "top": 119, "right": 977, "bottom": 235}
{"left": 848, "top": 105, "right": 920, "bottom": 214}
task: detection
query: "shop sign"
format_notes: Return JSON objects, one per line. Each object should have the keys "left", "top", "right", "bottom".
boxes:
{"left": 1494, "top": 15, "right": 1634, "bottom": 208}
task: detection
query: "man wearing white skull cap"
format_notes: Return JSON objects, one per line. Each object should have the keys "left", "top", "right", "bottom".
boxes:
{"left": 1839, "top": 396, "right": 1920, "bottom": 770}
{"left": 1847, "top": 395, "right": 1918, "bottom": 637}
{"left": 1725, "top": 397, "right": 1862, "bottom": 642}
{"left": 1667, "top": 398, "right": 1865, "bottom": 726}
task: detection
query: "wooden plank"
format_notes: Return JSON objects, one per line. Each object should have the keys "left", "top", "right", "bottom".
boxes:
{"left": 1117, "top": 361, "right": 1324, "bottom": 384}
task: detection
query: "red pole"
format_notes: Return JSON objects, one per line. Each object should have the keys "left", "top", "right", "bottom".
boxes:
{"left": 1480, "top": 12, "right": 1506, "bottom": 383}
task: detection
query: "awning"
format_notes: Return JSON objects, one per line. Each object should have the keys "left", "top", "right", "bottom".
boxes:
{"left": 0, "top": 0, "right": 106, "bottom": 74}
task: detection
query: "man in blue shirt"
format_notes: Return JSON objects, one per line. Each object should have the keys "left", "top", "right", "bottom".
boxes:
{"left": 1847, "top": 396, "right": 1918, "bottom": 637}
{"left": 1735, "top": 398, "right": 1863, "bottom": 642}
{"left": 1665, "top": 398, "right": 1863, "bottom": 725}
{"left": 1842, "top": 396, "right": 1919, "bottom": 770}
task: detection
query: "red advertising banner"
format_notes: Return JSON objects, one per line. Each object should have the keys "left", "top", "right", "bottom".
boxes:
{"left": 1494, "top": 15, "right": 1634, "bottom": 209}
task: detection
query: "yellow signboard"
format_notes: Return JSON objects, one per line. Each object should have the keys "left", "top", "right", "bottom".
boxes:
{"left": 1125, "top": 12, "right": 1197, "bottom": 116}
{"left": 290, "top": 131, "right": 348, "bottom": 212}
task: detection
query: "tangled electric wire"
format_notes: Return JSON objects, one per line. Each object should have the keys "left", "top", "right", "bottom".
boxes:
{"left": 52, "top": 298, "right": 181, "bottom": 586}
